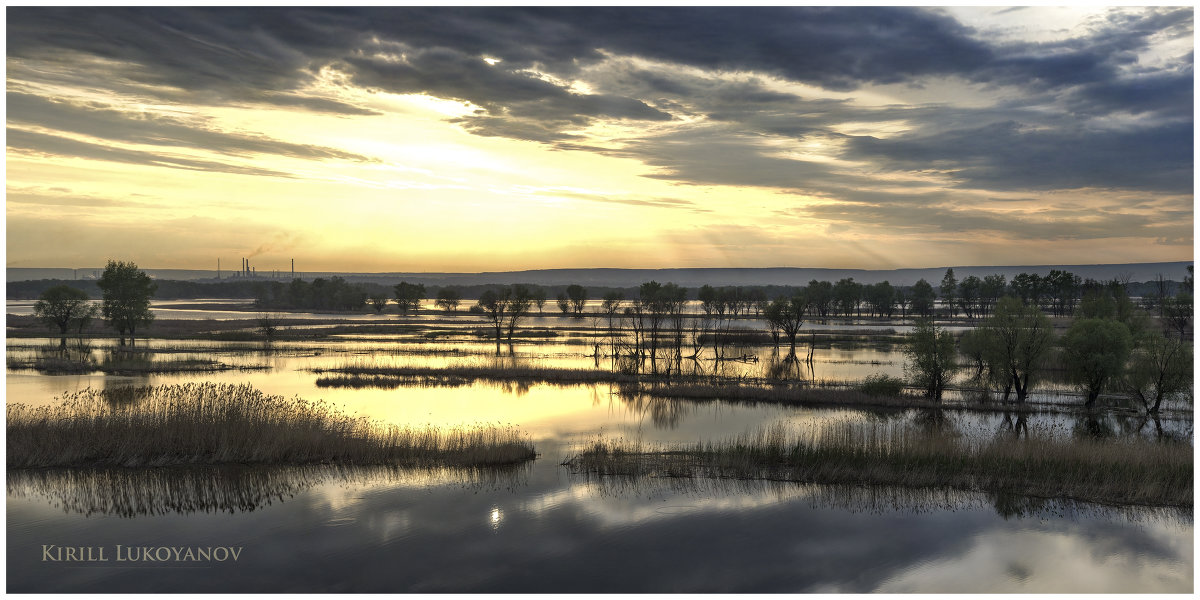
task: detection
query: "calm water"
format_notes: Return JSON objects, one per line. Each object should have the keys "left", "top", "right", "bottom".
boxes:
{"left": 6, "top": 304, "right": 1193, "bottom": 592}
{"left": 6, "top": 452, "right": 1192, "bottom": 593}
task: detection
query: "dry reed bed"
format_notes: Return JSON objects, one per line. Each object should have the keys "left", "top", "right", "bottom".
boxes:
{"left": 7, "top": 383, "right": 536, "bottom": 469}
{"left": 563, "top": 422, "right": 1193, "bottom": 508}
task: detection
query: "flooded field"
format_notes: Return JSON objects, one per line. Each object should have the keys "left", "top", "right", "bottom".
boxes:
{"left": 6, "top": 300, "right": 1193, "bottom": 592}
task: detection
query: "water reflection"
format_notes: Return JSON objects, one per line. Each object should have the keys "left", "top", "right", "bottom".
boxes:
{"left": 566, "top": 472, "right": 1191, "bottom": 524}
{"left": 620, "top": 395, "right": 695, "bottom": 429}
{"left": 7, "top": 463, "right": 532, "bottom": 518}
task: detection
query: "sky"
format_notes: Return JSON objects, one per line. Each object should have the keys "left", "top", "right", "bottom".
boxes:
{"left": 5, "top": 6, "right": 1194, "bottom": 272}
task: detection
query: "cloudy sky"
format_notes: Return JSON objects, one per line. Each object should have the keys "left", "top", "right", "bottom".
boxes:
{"left": 6, "top": 6, "right": 1194, "bottom": 272}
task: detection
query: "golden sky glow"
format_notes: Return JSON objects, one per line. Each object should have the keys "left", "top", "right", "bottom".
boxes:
{"left": 6, "top": 7, "right": 1193, "bottom": 272}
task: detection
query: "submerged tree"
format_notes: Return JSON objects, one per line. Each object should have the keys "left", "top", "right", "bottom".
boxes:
{"left": 504, "top": 285, "right": 533, "bottom": 342}
{"left": 1010, "top": 272, "right": 1044, "bottom": 307}
{"left": 940, "top": 268, "right": 958, "bottom": 317}
{"left": 903, "top": 319, "right": 957, "bottom": 401}
{"left": 806, "top": 279, "right": 834, "bottom": 319}
{"left": 393, "top": 281, "right": 425, "bottom": 315}
{"left": 833, "top": 278, "right": 860, "bottom": 317}
{"left": 1061, "top": 318, "right": 1133, "bottom": 407}
{"left": 368, "top": 294, "right": 390, "bottom": 313}
{"left": 980, "top": 297, "right": 1054, "bottom": 403}
{"left": 566, "top": 284, "right": 588, "bottom": 316}
{"left": 531, "top": 288, "right": 547, "bottom": 314}
{"left": 97, "top": 260, "right": 157, "bottom": 342}
{"left": 600, "top": 291, "right": 624, "bottom": 355}
{"left": 476, "top": 288, "right": 509, "bottom": 353}
{"left": 33, "top": 285, "right": 95, "bottom": 334}
{"left": 763, "top": 293, "right": 807, "bottom": 356}
{"left": 1162, "top": 293, "right": 1192, "bottom": 339}
{"left": 1124, "top": 330, "right": 1193, "bottom": 414}
{"left": 435, "top": 288, "right": 461, "bottom": 313}
{"left": 910, "top": 278, "right": 935, "bottom": 318}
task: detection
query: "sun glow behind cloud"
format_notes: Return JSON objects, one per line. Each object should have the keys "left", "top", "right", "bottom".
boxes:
{"left": 5, "top": 7, "right": 1192, "bottom": 271}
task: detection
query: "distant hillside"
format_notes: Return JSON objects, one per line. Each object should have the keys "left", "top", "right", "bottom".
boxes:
{"left": 8, "top": 261, "right": 1191, "bottom": 288}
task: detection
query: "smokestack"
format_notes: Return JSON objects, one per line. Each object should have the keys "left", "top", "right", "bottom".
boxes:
{"left": 291, "top": 259, "right": 294, "bottom": 278}
{"left": 217, "top": 258, "right": 220, "bottom": 280}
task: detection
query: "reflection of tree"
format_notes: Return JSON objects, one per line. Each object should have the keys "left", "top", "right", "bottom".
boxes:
{"left": 995, "top": 412, "right": 1029, "bottom": 439}
{"left": 621, "top": 394, "right": 693, "bottom": 430}
{"left": 1072, "top": 413, "right": 1116, "bottom": 440}
{"left": 764, "top": 349, "right": 811, "bottom": 382}
{"left": 499, "top": 380, "right": 532, "bottom": 397}
{"left": 7, "top": 464, "right": 530, "bottom": 518}
{"left": 911, "top": 408, "right": 956, "bottom": 435}
{"left": 989, "top": 490, "right": 1049, "bottom": 520}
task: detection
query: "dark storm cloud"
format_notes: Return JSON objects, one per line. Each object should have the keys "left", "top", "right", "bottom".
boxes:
{"left": 7, "top": 92, "right": 376, "bottom": 163}
{"left": 343, "top": 47, "right": 670, "bottom": 123}
{"left": 845, "top": 121, "right": 1193, "bottom": 193}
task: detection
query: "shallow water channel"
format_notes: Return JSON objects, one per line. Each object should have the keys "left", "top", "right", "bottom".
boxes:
{"left": 5, "top": 302, "right": 1194, "bottom": 592}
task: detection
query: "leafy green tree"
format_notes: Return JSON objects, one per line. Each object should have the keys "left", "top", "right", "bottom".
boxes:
{"left": 1061, "top": 318, "right": 1133, "bottom": 407}
{"left": 33, "top": 285, "right": 94, "bottom": 334}
{"left": 1125, "top": 330, "right": 1193, "bottom": 414}
{"left": 1078, "top": 282, "right": 1150, "bottom": 340}
{"left": 957, "top": 328, "right": 989, "bottom": 379}
{"left": 1010, "top": 272, "right": 1043, "bottom": 307}
{"left": 833, "top": 277, "right": 860, "bottom": 317}
{"left": 980, "top": 274, "right": 1007, "bottom": 317}
{"left": 97, "top": 260, "right": 157, "bottom": 340}
{"left": 1162, "top": 293, "right": 1192, "bottom": 339}
{"left": 1045, "top": 269, "right": 1081, "bottom": 317}
{"left": 903, "top": 319, "right": 957, "bottom": 401}
{"left": 981, "top": 297, "right": 1054, "bottom": 403}
{"left": 957, "top": 275, "right": 982, "bottom": 319}
{"left": 435, "top": 288, "right": 461, "bottom": 313}
{"left": 862, "top": 281, "right": 894, "bottom": 317}
{"left": 940, "top": 268, "right": 958, "bottom": 317}
{"left": 910, "top": 278, "right": 935, "bottom": 318}
{"left": 807, "top": 279, "right": 834, "bottom": 318}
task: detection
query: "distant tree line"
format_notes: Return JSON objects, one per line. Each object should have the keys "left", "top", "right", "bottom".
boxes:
{"left": 11, "top": 268, "right": 1191, "bottom": 329}
{"left": 253, "top": 277, "right": 367, "bottom": 311}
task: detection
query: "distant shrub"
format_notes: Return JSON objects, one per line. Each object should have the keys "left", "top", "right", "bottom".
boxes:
{"left": 858, "top": 373, "right": 905, "bottom": 397}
